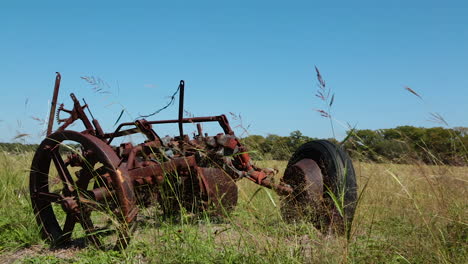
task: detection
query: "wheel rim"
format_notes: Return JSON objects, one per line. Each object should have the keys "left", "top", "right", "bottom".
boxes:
{"left": 282, "top": 158, "right": 327, "bottom": 225}
{"left": 281, "top": 140, "right": 357, "bottom": 235}
{"left": 30, "top": 131, "right": 137, "bottom": 249}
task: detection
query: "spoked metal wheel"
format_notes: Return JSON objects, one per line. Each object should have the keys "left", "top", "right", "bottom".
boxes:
{"left": 30, "top": 130, "right": 138, "bottom": 250}
{"left": 281, "top": 140, "right": 357, "bottom": 236}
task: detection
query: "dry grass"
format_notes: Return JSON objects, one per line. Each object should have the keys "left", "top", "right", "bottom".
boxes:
{"left": 0, "top": 153, "right": 466, "bottom": 263}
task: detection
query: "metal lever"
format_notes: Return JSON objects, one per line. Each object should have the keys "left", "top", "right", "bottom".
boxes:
{"left": 47, "top": 72, "right": 61, "bottom": 136}
{"left": 178, "top": 80, "right": 185, "bottom": 151}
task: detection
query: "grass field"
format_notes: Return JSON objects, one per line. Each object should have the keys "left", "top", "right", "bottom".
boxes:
{"left": 0, "top": 152, "right": 466, "bottom": 263}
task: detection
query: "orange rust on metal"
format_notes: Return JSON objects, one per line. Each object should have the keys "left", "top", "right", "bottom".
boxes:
{"left": 284, "top": 158, "right": 323, "bottom": 201}
{"left": 46, "top": 72, "right": 61, "bottom": 136}
{"left": 116, "top": 169, "right": 125, "bottom": 183}
{"left": 127, "top": 156, "right": 197, "bottom": 181}
{"left": 196, "top": 167, "right": 238, "bottom": 211}
{"left": 30, "top": 75, "right": 304, "bottom": 250}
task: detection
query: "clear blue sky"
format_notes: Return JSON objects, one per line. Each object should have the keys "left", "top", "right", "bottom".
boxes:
{"left": 1, "top": 1, "right": 467, "bottom": 143}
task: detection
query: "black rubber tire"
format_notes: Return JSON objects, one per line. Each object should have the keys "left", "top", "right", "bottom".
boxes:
{"left": 281, "top": 140, "right": 357, "bottom": 235}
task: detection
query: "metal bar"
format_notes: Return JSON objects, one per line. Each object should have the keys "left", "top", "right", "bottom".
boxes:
{"left": 47, "top": 72, "right": 61, "bottom": 136}
{"left": 34, "top": 192, "right": 63, "bottom": 203}
{"left": 105, "top": 122, "right": 135, "bottom": 145}
{"left": 51, "top": 150, "right": 75, "bottom": 195}
{"left": 105, "top": 116, "right": 227, "bottom": 143}
{"left": 70, "top": 93, "right": 94, "bottom": 131}
{"left": 104, "top": 128, "right": 140, "bottom": 139}
{"left": 259, "top": 179, "right": 294, "bottom": 196}
{"left": 127, "top": 155, "right": 197, "bottom": 181}
{"left": 147, "top": 116, "right": 222, "bottom": 125}
{"left": 178, "top": 80, "right": 185, "bottom": 151}
{"left": 82, "top": 98, "right": 95, "bottom": 120}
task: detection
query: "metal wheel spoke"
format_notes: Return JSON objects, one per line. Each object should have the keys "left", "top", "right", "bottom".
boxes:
{"left": 59, "top": 213, "right": 77, "bottom": 244}
{"left": 79, "top": 213, "right": 102, "bottom": 247}
{"left": 75, "top": 169, "right": 93, "bottom": 190}
{"left": 63, "top": 213, "right": 77, "bottom": 235}
{"left": 35, "top": 192, "right": 63, "bottom": 203}
{"left": 92, "top": 167, "right": 112, "bottom": 190}
{"left": 51, "top": 149, "right": 76, "bottom": 194}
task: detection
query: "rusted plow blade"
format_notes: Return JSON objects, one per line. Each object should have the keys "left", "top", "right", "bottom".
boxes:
{"left": 197, "top": 167, "right": 238, "bottom": 213}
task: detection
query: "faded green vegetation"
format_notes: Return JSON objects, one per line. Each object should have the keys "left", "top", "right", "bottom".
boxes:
{"left": 0, "top": 151, "right": 466, "bottom": 263}
{"left": 241, "top": 126, "right": 468, "bottom": 166}
{"left": 344, "top": 126, "right": 468, "bottom": 165}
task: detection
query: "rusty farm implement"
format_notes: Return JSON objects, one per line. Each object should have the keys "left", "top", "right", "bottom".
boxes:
{"left": 29, "top": 73, "right": 358, "bottom": 249}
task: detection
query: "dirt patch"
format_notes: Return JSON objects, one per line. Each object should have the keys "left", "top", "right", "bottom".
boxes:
{"left": 0, "top": 245, "right": 80, "bottom": 264}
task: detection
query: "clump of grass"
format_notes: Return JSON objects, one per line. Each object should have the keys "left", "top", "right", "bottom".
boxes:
{"left": 351, "top": 162, "right": 467, "bottom": 263}
{"left": 0, "top": 151, "right": 42, "bottom": 253}
{"left": 314, "top": 66, "right": 336, "bottom": 138}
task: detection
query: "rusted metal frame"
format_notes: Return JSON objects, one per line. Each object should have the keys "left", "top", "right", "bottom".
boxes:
{"left": 147, "top": 116, "right": 224, "bottom": 124}
{"left": 70, "top": 94, "right": 94, "bottom": 132}
{"left": 134, "top": 119, "right": 161, "bottom": 143}
{"left": 126, "top": 145, "right": 143, "bottom": 171}
{"left": 127, "top": 155, "right": 197, "bottom": 183}
{"left": 74, "top": 168, "right": 114, "bottom": 203}
{"left": 147, "top": 115, "right": 234, "bottom": 135}
{"left": 256, "top": 179, "right": 293, "bottom": 196}
{"left": 216, "top": 114, "right": 234, "bottom": 135}
{"left": 126, "top": 141, "right": 161, "bottom": 170}
{"left": 55, "top": 106, "right": 78, "bottom": 131}
{"left": 92, "top": 119, "right": 106, "bottom": 139}
{"left": 105, "top": 115, "right": 233, "bottom": 145}
{"left": 59, "top": 189, "right": 115, "bottom": 216}
{"left": 56, "top": 93, "right": 95, "bottom": 134}
{"left": 47, "top": 72, "right": 61, "bottom": 136}
{"left": 35, "top": 74, "right": 307, "bottom": 249}
{"left": 105, "top": 127, "right": 139, "bottom": 144}
{"left": 83, "top": 98, "right": 106, "bottom": 139}
{"left": 105, "top": 122, "right": 135, "bottom": 141}
{"left": 226, "top": 146, "right": 294, "bottom": 195}
{"left": 88, "top": 186, "right": 113, "bottom": 201}
{"left": 196, "top": 124, "right": 203, "bottom": 138}
{"left": 239, "top": 171, "right": 293, "bottom": 195}
{"left": 210, "top": 135, "right": 293, "bottom": 195}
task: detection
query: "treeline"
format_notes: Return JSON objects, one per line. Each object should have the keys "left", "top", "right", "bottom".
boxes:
{"left": 0, "top": 142, "right": 39, "bottom": 153}
{"left": 343, "top": 126, "right": 468, "bottom": 165}
{"left": 242, "top": 126, "right": 468, "bottom": 165}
